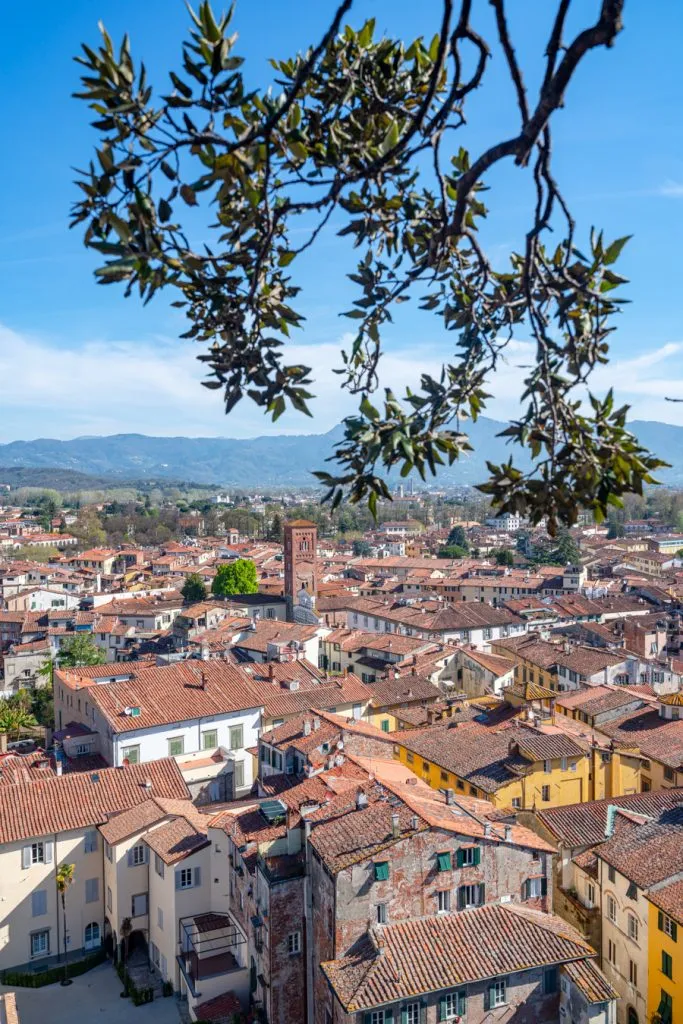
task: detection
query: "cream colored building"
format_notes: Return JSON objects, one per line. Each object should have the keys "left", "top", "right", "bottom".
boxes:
{"left": 0, "top": 759, "right": 188, "bottom": 974}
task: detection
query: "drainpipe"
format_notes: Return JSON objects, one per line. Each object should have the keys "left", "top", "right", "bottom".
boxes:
{"left": 303, "top": 821, "right": 314, "bottom": 1024}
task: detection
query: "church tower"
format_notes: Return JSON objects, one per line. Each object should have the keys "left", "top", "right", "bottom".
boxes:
{"left": 283, "top": 519, "right": 318, "bottom": 621}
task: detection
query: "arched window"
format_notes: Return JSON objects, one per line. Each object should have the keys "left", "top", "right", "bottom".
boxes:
{"left": 627, "top": 1008, "right": 639, "bottom": 1024}
{"left": 84, "top": 922, "right": 101, "bottom": 950}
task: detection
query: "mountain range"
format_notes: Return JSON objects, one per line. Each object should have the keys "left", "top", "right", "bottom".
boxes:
{"left": 0, "top": 418, "right": 681, "bottom": 489}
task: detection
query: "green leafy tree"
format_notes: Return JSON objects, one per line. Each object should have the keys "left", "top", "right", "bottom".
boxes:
{"left": 352, "top": 539, "right": 372, "bottom": 557}
{"left": 446, "top": 525, "right": 469, "bottom": 551}
{"left": 72, "top": 1, "right": 664, "bottom": 530}
{"left": 267, "top": 512, "right": 284, "bottom": 543}
{"left": 0, "top": 704, "right": 38, "bottom": 741}
{"left": 550, "top": 527, "right": 581, "bottom": 566}
{"left": 182, "top": 572, "right": 208, "bottom": 603}
{"left": 437, "top": 544, "right": 468, "bottom": 560}
{"left": 56, "top": 863, "right": 75, "bottom": 986}
{"left": 211, "top": 558, "right": 259, "bottom": 596}
{"left": 494, "top": 548, "right": 515, "bottom": 566}
{"left": 57, "top": 635, "right": 107, "bottom": 668}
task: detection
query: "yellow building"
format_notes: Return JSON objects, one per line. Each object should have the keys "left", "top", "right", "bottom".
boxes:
{"left": 647, "top": 887, "right": 682, "bottom": 1024}
{"left": 393, "top": 707, "right": 641, "bottom": 809}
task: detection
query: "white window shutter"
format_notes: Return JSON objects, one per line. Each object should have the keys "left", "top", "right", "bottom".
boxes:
{"left": 128, "top": 849, "right": 134, "bottom": 867}
{"left": 44, "top": 841, "right": 54, "bottom": 864}
{"left": 194, "top": 866, "right": 201, "bottom": 887}
{"left": 22, "top": 846, "right": 31, "bottom": 869}
{"left": 175, "top": 870, "right": 181, "bottom": 891}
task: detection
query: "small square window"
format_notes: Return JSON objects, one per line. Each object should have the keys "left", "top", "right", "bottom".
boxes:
{"left": 376, "top": 903, "right": 387, "bottom": 924}
{"left": 287, "top": 931, "right": 301, "bottom": 955}
{"left": 168, "top": 736, "right": 184, "bottom": 757}
{"left": 202, "top": 730, "right": 218, "bottom": 749}
{"left": 438, "top": 889, "right": 451, "bottom": 913}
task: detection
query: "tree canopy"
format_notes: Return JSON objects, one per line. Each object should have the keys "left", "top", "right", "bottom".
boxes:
{"left": 211, "top": 558, "right": 259, "bottom": 596}
{"left": 437, "top": 543, "right": 468, "bottom": 559}
{"left": 72, "top": 0, "right": 665, "bottom": 530}
{"left": 446, "top": 525, "right": 469, "bottom": 551}
{"left": 182, "top": 572, "right": 208, "bottom": 602}
{"left": 57, "top": 635, "right": 107, "bottom": 668}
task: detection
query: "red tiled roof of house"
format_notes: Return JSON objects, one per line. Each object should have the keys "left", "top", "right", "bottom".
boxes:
{"left": 0, "top": 758, "right": 188, "bottom": 844}
{"left": 70, "top": 660, "right": 264, "bottom": 733}
{"left": 321, "top": 904, "right": 595, "bottom": 1011}
{"left": 537, "top": 789, "right": 683, "bottom": 847}
{"left": 562, "top": 958, "right": 618, "bottom": 1003}
{"left": 193, "top": 990, "right": 242, "bottom": 1023}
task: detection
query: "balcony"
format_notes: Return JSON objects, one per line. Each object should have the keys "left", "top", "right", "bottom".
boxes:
{"left": 177, "top": 912, "right": 248, "bottom": 1001}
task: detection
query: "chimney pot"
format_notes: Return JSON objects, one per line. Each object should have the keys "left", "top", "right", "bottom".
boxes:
{"left": 313, "top": 716, "right": 320, "bottom": 731}
{"left": 391, "top": 812, "right": 400, "bottom": 838}
{"left": 445, "top": 788, "right": 455, "bottom": 805}
{"left": 55, "top": 759, "right": 63, "bottom": 776}
{"left": 504, "top": 824, "right": 512, "bottom": 841}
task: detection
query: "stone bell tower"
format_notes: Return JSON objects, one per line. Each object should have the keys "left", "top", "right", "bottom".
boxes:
{"left": 283, "top": 519, "right": 318, "bottom": 621}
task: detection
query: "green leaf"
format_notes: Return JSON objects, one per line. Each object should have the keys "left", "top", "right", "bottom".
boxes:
{"left": 278, "top": 251, "right": 296, "bottom": 267}
{"left": 379, "top": 119, "right": 400, "bottom": 157}
{"left": 603, "top": 235, "right": 632, "bottom": 266}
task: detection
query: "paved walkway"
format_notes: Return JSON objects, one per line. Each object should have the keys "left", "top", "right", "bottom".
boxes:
{"left": 0, "top": 962, "right": 179, "bottom": 1024}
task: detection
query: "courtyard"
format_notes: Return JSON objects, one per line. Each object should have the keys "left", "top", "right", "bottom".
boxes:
{"left": 0, "top": 963, "right": 180, "bottom": 1024}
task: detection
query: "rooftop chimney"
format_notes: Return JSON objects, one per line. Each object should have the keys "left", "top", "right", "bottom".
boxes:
{"left": 445, "top": 788, "right": 455, "bottom": 805}
{"left": 504, "top": 824, "right": 512, "bottom": 841}
{"left": 313, "top": 716, "right": 320, "bottom": 731}
{"left": 391, "top": 812, "right": 400, "bottom": 838}
{"left": 303, "top": 718, "right": 311, "bottom": 736}
{"left": 411, "top": 814, "right": 419, "bottom": 830}
{"left": 55, "top": 759, "right": 63, "bottom": 776}
{"left": 356, "top": 790, "right": 369, "bottom": 810}
{"left": 484, "top": 823, "right": 492, "bottom": 838}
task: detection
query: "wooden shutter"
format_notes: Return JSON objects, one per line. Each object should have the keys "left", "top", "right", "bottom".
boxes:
{"left": 22, "top": 845, "right": 31, "bottom": 869}
{"left": 438, "top": 995, "right": 448, "bottom": 1021}
{"left": 472, "top": 847, "right": 481, "bottom": 866}
{"left": 456, "top": 849, "right": 464, "bottom": 869}
{"left": 672, "top": 920, "right": 678, "bottom": 942}
{"left": 541, "top": 876, "right": 548, "bottom": 896}
{"left": 385, "top": 1009, "right": 393, "bottom": 1024}
{"left": 456, "top": 990, "right": 467, "bottom": 1015}
{"left": 401, "top": 1007, "right": 408, "bottom": 1024}
{"left": 194, "top": 866, "right": 202, "bottom": 887}
{"left": 44, "top": 840, "right": 53, "bottom": 864}
{"left": 659, "top": 911, "right": 665, "bottom": 931}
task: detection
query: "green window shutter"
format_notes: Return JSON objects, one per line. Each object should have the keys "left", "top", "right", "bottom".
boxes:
{"left": 487, "top": 985, "right": 495, "bottom": 1011}
{"left": 472, "top": 846, "right": 481, "bottom": 866}
{"left": 375, "top": 862, "right": 390, "bottom": 881}
{"left": 438, "top": 852, "right": 452, "bottom": 872}
{"left": 385, "top": 1010, "right": 394, "bottom": 1024}
{"left": 659, "top": 911, "right": 665, "bottom": 932}
{"left": 457, "top": 887, "right": 466, "bottom": 910}
{"left": 478, "top": 883, "right": 485, "bottom": 905}
{"left": 364, "top": 1015, "right": 372, "bottom": 1024}
{"left": 438, "top": 996, "right": 447, "bottom": 1021}
{"left": 401, "top": 1007, "right": 408, "bottom": 1024}
{"left": 541, "top": 876, "right": 548, "bottom": 897}
{"left": 456, "top": 849, "right": 464, "bottom": 868}
{"left": 456, "top": 990, "right": 467, "bottom": 1015}
{"left": 672, "top": 921, "right": 678, "bottom": 942}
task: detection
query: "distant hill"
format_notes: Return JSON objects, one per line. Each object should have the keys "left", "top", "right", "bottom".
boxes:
{"left": 0, "top": 418, "right": 680, "bottom": 489}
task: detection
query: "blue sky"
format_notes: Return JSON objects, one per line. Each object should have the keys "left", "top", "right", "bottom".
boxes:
{"left": 1, "top": 0, "right": 683, "bottom": 441}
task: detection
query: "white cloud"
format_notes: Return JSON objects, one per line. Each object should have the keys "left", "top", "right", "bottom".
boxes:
{"left": 658, "top": 180, "right": 683, "bottom": 198}
{"left": 1, "top": 323, "right": 683, "bottom": 442}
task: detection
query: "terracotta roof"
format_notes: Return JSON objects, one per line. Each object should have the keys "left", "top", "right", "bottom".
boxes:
{"left": 367, "top": 675, "right": 440, "bottom": 709}
{"left": 99, "top": 797, "right": 169, "bottom": 844}
{"left": 321, "top": 905, "right": 595, "bottom": 1011}
{"left": 0, "top": 992, "right": 19, "bottom": 1024}
{"left": 144, "top": 811, "right": 210, "bottom": 865}
{"left": 308, "top": 793, "right": 426, "bottom": 873}
{"left": 646, "top": 877, "right": 683, "bottom": 924}
{"left": 73, "top": 660, "right": 263, "bottom": 734}
{"left": 537, "top": 789, "right": 683, "bottom": 847}
{"left": 192, "top": 990, "right": 242, "bottom": 1023}
{"left": 597, "top": 706, "right": 683, "bottom": 769}
{"left": 562, "top": 958, "right": 618, "bottom": 1003}
{"left": 596, "top": 808, "right": 683, "bottom": 888}
{"left": 0, "top": 759, "right": 188, "bottom": 844}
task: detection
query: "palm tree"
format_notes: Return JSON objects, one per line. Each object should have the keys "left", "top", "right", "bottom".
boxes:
{"left": 0, "top": 704, "right": 37, "bottom": 741}
{"left": 120, "top": 916, "right": 132, "bottom": 966}
{"left": 56, "top": 863, "right": 75, "bottom": 986}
